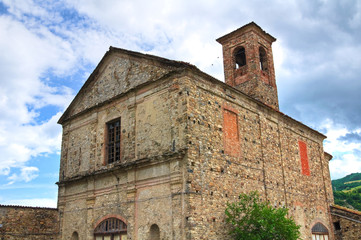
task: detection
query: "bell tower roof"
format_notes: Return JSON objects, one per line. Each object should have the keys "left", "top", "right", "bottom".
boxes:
{"left": 216, "top": 22, "right": 276, "bottom": 45}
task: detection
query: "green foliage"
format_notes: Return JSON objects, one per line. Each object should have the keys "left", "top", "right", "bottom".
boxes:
{"left": 334, "top": 189, "right": 361, "bottom": 211}
{"left": 225, "top": 191, "right": 300, "bottom": 240}
{"left": 332, "top": 173, "right": 361, "bottom": 211}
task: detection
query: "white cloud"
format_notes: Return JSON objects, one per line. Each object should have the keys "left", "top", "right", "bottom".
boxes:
{"left": 7, "top": 166, "right": 39, "bottom": 184}
{"left": 330, "top": 154, "right": 361, "bottom": 180}
{"left": 321, "top": 119, "right": 361, "bottom": 180}
{"left": 0, "top": 10, "right": 76, "bottom": 182}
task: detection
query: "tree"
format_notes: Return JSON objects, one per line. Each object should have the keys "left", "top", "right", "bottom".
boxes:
{"left": 225, "top": 191, "right": 301, "bottom": 240}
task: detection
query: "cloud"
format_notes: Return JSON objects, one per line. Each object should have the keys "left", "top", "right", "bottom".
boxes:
{"left": 338, "top": 131, "right": 361, "bottom": 143}
{"left": 321, "top": 119, "right": 361, "bottom": 179}
{"left": 7, "top": 167, "right": 39, "bottom": 184}
{"left": 0, "top": 5, "right": 78, "bottom": 182}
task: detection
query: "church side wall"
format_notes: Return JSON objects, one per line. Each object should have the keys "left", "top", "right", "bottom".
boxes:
{"left": 58, "top": 76, "right": 189, "bottom": 239}
{"left": 184, "top": 76, "right": 334, "bottom": 239}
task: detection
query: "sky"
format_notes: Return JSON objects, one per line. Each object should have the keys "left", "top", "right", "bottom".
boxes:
{"left": 0, "top": 0, "right": 360, "bottom": 208}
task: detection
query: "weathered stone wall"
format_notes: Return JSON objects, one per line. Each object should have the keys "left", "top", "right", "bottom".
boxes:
{"left": 58, "top": 73, "right": 189, "bottom": 239}
{"left": 183, "top": 74, "right": 334, "bottom": 239}
{"left": 58, "top": 70, "right": 335, "bottom": 239}
{"left": 331, "top": 205, "right": 361, "bottom": 240}
{"left": 0, "top": 205, "right": 59, "bottom": 240}
{"left": 59, "top": 56, "right": 188, "bottom": 181}
{"left": 57, "top": 40, "right": 336, "bottom": 239}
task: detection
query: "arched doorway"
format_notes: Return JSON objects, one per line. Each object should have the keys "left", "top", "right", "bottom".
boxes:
{"left": 94, "top": 217, "right": 127, "bottom": 240}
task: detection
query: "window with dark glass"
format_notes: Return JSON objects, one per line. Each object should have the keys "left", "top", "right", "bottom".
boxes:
{"left": 94, "top": 217, "right": 127, "bottom": 240}
{"left": 107, "top": 119, "right": 121, "bottom": 164}
{"left": 235, "top": 47, "right": 246, "bottom": 69}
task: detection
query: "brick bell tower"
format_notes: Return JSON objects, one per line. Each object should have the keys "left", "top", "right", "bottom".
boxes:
{"left": 217, "top": 22, "right": 279, "bottom": 110}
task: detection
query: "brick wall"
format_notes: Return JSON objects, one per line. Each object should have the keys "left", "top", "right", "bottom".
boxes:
{"left": 217, "top": 22, "right": 279, "bottom": 110}
{"left": 0, "top": 205, "right": 59, "bottom": 240}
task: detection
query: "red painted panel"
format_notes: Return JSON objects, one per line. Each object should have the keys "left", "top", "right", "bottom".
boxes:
{"left": 223, "top": 109, "right": 240, "bottom": 157}
{"left": 298, "top": 140, "right": 310, "bottom": 176}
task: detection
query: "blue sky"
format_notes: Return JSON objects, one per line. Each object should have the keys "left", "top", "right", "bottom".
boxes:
{"left": 0, "top": 0, "right": 361, "bottom": 208}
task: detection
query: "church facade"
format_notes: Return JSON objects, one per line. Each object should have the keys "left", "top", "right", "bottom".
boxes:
{"left": 57, "top": 23, "right": 335, "bottom": 239}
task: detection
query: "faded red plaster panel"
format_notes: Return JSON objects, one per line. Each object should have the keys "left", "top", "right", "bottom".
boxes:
{"left": 223, "top": 108, "right": 240, "bottom": 157}
{"left": 298, "top": 140, "right": 311, "bottom": 176}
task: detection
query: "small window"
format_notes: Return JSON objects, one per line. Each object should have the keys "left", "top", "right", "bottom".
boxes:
{"left": 107, "top": 119, "right": 121, "bottom": 164}
{"left": 312, "top": 222, "right": 329, "bottom": 240}
{"left": 149, "top": 224, "right": 160, "bottom": 240}
{"left": 259, "top": 47, "right": 268, "bottom": 71}
{"left": 333, "top": 221, "right": 341, "bottom": 231}
{"left": 234, "top": 47, "right": 246, "bottom": 69}
{"left": 71, "top": 231, "right": 79, "bottom": 240}
{"left": 94, "top": 218, "right": 127, "bottom": 240}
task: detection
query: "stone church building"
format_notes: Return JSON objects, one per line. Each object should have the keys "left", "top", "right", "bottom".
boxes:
{"left": 56, "top": 22, "right": 336, "bottom": 239}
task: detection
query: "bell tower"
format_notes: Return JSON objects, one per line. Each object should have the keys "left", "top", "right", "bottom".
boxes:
{"left": 217, "top": 22, "right": 279, "bottom": 110}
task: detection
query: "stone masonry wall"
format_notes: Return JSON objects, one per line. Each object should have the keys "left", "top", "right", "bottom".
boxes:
{"left": 183, "top": 74, "right": 334, "bottom": 239}
{"left": 58, "top": 74, "right": 189, "bottom": 239}
{"left": 59, "top": 55, "right": 188, "bottom": 181}
{"left": 0, "top": 205, "right": 59, "bottom": 240}
{"left": 57, "top": 49, "right": 335, "bottom": 239}
{"left": 331, "top": 205, "right": 361, "bottom": 240}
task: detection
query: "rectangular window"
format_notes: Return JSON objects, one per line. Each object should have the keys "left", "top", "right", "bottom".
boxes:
{"left": 107, "top": 119, "right": 121, "bottom": 164}
{"left": 223, "top": 109, "right": 240, "bottom": 157}
{"left": 298, "top": 140, "right": 310, "bottom": 176}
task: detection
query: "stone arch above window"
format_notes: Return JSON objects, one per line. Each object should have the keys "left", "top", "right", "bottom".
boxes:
{"left": 94, "top": 217, "right": 127, "bottom": 240}
{"left": 312, "top": 222, "right": 329, "bottom": 240}
{"left": 259, "top": 46, "right": 268, "bottom": 71}
{"left": 234, "top": 46, "right": 246, "bottom": 69}
{"left": 149, "top": 224, "right": 160, "bottom": 240}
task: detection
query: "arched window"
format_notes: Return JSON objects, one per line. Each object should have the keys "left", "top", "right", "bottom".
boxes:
{"left": 259, "top": 47, "right": 268, "bottom": 71}
{"left": 312, "top": 222, "right": 329, "bottom": 240}
{"left": 71, "top": 231, "right": 79, "bottom": 240}
{"left": 149, "top": 224, "right": 160, "bottom": 240}
{"left": 94, "top": 218, "right": 127, "bottom": 240}
{"left": 234, "top": 47, "right": 246, "bottom": 69}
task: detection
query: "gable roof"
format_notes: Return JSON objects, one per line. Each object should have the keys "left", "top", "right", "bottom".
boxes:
{"left": 58, "top": 47, "right": 200, "bottom": 124}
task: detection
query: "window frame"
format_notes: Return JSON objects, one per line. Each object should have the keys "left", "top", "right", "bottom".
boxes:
{"left": 94, "top": 217, "right": 127, "bottom": 240}
{"left": 106, "top": 118, "right": 121, "bottom": 164}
